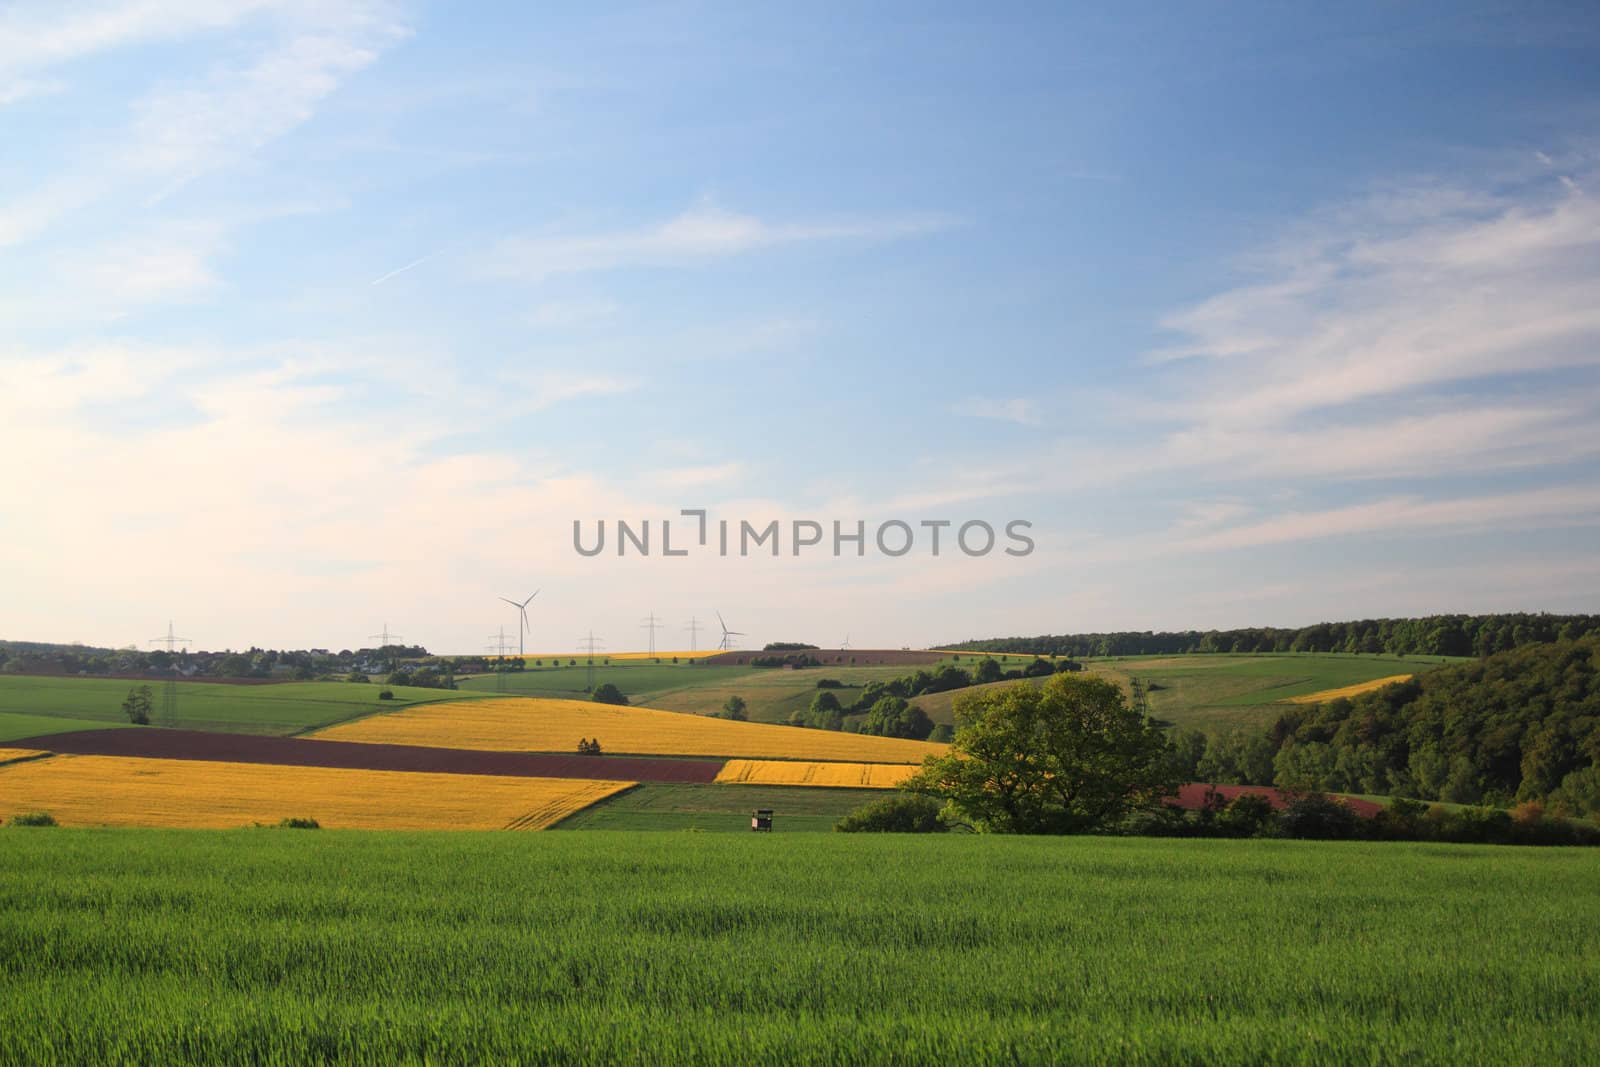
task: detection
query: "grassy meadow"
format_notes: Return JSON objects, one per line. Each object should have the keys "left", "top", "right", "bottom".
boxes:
{"left": 0, "top": 676, "right": 485, "bottom": 738}
{"left": 1083, "top": 653, "right": 1460, "bottom": 732}
{"left": 0, "top": 830, "right": 1595, "bottom": 1065}
{"left": 551, "top": 782, "right": 886, "bottom": 831}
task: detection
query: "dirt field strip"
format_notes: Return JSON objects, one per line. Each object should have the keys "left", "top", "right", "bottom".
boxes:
{"left": 11, "top": 728, "right": 726, "bottom": 783}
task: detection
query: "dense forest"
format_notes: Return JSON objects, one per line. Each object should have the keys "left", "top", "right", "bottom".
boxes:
{"left": 946, "top": 613, "right": 1600, "bottom": 659}
{"left": 1177, "top": 636, "right": 1600, "bottom": 818}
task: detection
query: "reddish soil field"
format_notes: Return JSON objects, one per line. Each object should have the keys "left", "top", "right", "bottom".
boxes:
{"left": 12, "top": 729, "right": 726, "bottom": 784}
{"left": 1169, "top": 782, "right": 1382, "bottom": 818}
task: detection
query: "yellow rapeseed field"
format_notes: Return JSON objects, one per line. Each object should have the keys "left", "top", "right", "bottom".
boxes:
{"left": 715, "top": 759, "right": 921, "bottom": 788}
{"left": 315, "top": 697, "right": 949, "bottom": 762}
{"left": 0, "top": 754, "right": 632, "bottom": 830}
{"left": 0, "top": 748, "right": 48, "bottom": 766}
{"left": 508, "top": 650, "right": 724, "bottom": 663}
{"left": 1287, "top": 674, "right": 1414, "bottom": 704}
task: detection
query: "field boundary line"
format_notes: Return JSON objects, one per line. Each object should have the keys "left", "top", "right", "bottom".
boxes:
{"left": 537, "top": 783, "right": 644, "bottom": 830}
{"left": 0, "top": 751, "right": 57, "bottom": 769}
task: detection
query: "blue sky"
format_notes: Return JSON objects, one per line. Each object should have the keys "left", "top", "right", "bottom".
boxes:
{"left": 4, "top": 1, "right": 1600, "bottom": 653}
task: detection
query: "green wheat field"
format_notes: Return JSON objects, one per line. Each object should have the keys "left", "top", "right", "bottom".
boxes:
{"left": 2, "top": 830, "right": 1595, "bottom": 1065}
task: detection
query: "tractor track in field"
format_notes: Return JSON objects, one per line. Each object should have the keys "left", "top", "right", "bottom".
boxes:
{"left": 11, "top": 729, "right": 726, "bottom": 784}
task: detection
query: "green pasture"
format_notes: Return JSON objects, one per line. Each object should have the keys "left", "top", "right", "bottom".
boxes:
{"left": 552, "top": 782, "right": 891, "bottom": 832}
{"left": 0, "top": 831, "right": 1595, "bottom": 1064}
{"left": 0, "top": 676, "right": 484, "bottom": 737}
{"left": 1085, "top": 653, "right": 1459, "bottom": 732}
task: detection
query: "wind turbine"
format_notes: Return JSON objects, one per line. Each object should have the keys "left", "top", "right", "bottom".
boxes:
{"left": 716, "top": 611, "right": 745, "bottom": 651}
{"left": 499, "top": 590, "right": 538, "bottom": 657}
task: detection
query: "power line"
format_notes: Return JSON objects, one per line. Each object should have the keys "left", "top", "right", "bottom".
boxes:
{"left": 147, "top": 621, "right": 191, "bottom": 728}
{"left": 577, "top": 630, "right": 606, "bottom": 691}
{"left": 486, "top": 626, "right": 515, "bottom": 694}
{"left": 640, "top": 611, "right": 664, "bottom": 656}
{"left": 368, "top": 623, "right": 402, "bottom": 648}
{"left": 684, "top": 616, "right": 701, "bottom": 652}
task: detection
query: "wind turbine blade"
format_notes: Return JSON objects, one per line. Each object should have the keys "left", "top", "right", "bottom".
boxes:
{"left": 499, "top": 597, "right": 522, "bottom": 608}
{"left": 523, "top": 591, "right": 539, "bottom": 607}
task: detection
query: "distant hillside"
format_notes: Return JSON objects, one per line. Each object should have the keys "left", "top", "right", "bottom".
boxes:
{"left": 944, "top": 613, "right": 1600, "bottom": 659}
{"left": 1245, "top": 636, "right": 1600, "bottom": 816}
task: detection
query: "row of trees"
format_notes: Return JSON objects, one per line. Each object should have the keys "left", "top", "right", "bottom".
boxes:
{"left": 784, "top": 658, "right": 1079, "bottom": 736}
{"left": 0, "top": 641, "right": 430, "bottom": 680}
{"left": 1168, "top": 636, "right": 1600, "bottom": 819}
{"left": 943, "top": 613, "right": 1600, "bottom": 659}
{"left": 833, "top": 671, "right": 1597, "bottom": 844}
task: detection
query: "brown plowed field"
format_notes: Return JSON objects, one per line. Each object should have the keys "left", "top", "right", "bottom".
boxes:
{"left": 11, "top": 729, "right": 725, "bottom": 784}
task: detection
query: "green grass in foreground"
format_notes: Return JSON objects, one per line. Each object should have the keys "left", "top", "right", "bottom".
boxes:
{"left": 0, "top": 675, "right": 485, "bottom": 737}
{"left": 552, "top": 782, "right": 891, "bottom": 831}
{"left": 0, "top": 831, "right": 1596, "bottom": 1065}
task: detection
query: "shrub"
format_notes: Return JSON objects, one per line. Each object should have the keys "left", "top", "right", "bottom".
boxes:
{"left": 577, "top": 738, "right": 603, "bottom": 755}
{"left": 1216, "top": 793, "right": 1276, "bottom": 837}
{"left": 835, "top": 795, "right": 948, "bottom": 833}
{"left": 347, "top": 671, "right": 370, "bottom": 684}
{"left": 377, "top": 689, "right": 395, "bottom": 701}
{"left": 10, "top": 812, "right": 57, "bottom": 827}
{"left": 121, "top": 685, "right": 153, "bottom": 725}
{"left": 277, "top": 817, "right": 320, "bottom": 829}
{"left": 590, "top": 683, "right": 629, "bottom": 706}
{"left": 928, "top": 723, "right": 954, "bottom": 743}
{"left": 721, "top": 696, "right": 748, "bottom": 721}
{"left": 1276, "top": 793, "right": 1362, "bottom": 840}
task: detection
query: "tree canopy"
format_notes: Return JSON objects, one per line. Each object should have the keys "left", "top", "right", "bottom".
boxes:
{"left": 904, "top": 674, "right": 1175, "bottom": 834}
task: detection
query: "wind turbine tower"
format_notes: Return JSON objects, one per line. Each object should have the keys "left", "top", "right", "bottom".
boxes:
{"left": 716, "top": 611, "right": 745, "bottom": 651}
{"left": 499, "top": 590, "right": 538, "bottom": 657}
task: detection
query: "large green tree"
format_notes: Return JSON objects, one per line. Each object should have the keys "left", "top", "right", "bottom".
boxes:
{"left": 904, "top": 674, "right": 1175, "bottom": 834}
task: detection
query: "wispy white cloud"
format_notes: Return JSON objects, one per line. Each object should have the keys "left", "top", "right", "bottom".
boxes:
{"left": 526, "top": 298, "right": 623, "bottom": 329}
{"left": 499, "top": 371, "right": 639, "bottom": 411}
{"left": 0, "top": 1, "right": 409, "bottom": 249}
{"left": 951, "top": 396, "right": 1039, "bottom": 426}
{"left": 0, "top": 77, "right": 63, "bottom": 106}
{"left": 1153, "top": 170, "right": 1600, "bottom": 434}
{"left": 481, "top": 202, "right": 954, "bottom": 283}
{"left": 1176, "top": 485, "right": 1600, "bottom": 553}
{"left": 654, "top": 462, "right": 745, "bottom": 489}
{"left": 369, "top": 252, "right": 436, "bottom": 287}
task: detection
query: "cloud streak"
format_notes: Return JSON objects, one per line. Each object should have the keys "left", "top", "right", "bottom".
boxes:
{"left": 482, "top": 202, "right": 955, "bottom": 283}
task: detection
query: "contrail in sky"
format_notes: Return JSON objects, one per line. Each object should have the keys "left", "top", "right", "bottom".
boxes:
{"left": 370, "top": 253, "right": 436, "bottom": 286}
